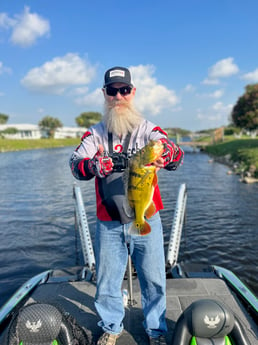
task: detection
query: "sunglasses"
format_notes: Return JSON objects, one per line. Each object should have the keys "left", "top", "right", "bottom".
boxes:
{"left": 105, "top": 85, "right": 132, "bottom": 96}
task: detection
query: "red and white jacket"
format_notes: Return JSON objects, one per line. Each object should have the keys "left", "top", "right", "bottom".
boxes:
{"left": 69, "top": 119, "right": 184, "bottom": 223}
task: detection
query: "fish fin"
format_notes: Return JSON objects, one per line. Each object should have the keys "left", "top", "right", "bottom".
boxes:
{"left": 139, "top": 221, "right": 151, "bottom": 235}
{"left": 152, "top": 172, "right": 158, "bottom": 186}
{"left": 145, "top": 201, "right": 156, "bottom": 219}
{"left": 129, "top": 220, "right": 151, "bottom": 236}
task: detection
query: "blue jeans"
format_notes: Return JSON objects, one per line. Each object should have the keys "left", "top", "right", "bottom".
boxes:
{"left": 94, "top": 212, "right": 167, "bottom": 338}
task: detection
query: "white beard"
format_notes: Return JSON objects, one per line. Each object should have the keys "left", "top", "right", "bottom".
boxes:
{"left": 103, "top": 99, "right": 143, "bottom": 136}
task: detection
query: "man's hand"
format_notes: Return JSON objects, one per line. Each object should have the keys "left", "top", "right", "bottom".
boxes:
{"left": 151, "top": 157, "right": 166, "bottom": 171}
{"left": 151, "top": 139, "right": 174, "bottom": 170}
{"left": 88, "top": 145, "right": 113, "bottom": 178}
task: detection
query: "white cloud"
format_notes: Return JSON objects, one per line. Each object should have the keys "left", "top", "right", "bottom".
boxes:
{"left": 37, "top": 108, "right": 45, "bottom": 114}
{"left": 209, "top": 57, "right": 239, "bottom": 78}
{"left": 0, "top": 6, "right": 50, "bottom": 47}
{"left": 241, "top": 68, "right": 258, "bottom": 82}
{"left": 0, "top": 61, "right": 12, "bottom": 75}
{"left": 209, "top": 89, "right": 224, "bottom": 98}
{"left": 0, "top": 12, "right": 16, "bottom": 29}
{"left": 73, "top": 64, "right": 179, "bottom": 116}
{"left": 21, "top": 53, "right": 96, "bottom": 94}
{"left": 212, "top": 101, "right": 233, "bottom": 113}
{"left": 129, "top": 64, "right": 179, "bottom": 115}
{"left": 197, "top": 111, "right": 222, "bottom": 122}
{"left": 75, "top": 88, "right": 103, "bottom": 108}
{"left": 184, "top": 84, "right": 195, "bottom": 92}
{"left": 171, "top": 106, "right": 183, "bottom": 112}
{"left": 202, "top": 78, "right": 220, "bottom": 85}
{"left": 196, "top": 101, "right": 233, "bottom": 127}
{"left": 73, "top": 86, "right": 89, "bottom": 95}
{"left": 203, "top": 57, "right": 239, "bottom": 85}
{"left": 196, "top": 89, "right": 224, "bottom": 99}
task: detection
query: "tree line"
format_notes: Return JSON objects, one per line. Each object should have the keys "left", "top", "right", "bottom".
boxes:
{"left": 1, "top": 83, "right": 258, "bottom": 137}
{"left": 0, "top": 112, "right": 102, "bottom": 138}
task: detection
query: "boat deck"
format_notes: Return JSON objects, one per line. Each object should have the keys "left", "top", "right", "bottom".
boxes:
{"left": 7, "top": 269, "right": 256, "bottom": 345}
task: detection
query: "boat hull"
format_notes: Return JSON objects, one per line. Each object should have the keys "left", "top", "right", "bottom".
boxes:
{"left": 0, "top": 266, "right": 257, "bottom": 344}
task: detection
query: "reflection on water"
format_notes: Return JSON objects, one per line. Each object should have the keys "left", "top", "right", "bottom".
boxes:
{"left": 0, "top": 146, "right": 257, "bottom": 307}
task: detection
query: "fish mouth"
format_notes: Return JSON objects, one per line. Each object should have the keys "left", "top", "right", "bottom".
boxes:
{"left": 135, "top": 141, "right": 165, "bottom": 166}
{"left": 150, "top": 141, "right": 165, "bottom": 161}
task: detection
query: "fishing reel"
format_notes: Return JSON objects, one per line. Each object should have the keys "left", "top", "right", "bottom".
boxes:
{"left": 109, "top": 152, "right": 129, "bottom": 172}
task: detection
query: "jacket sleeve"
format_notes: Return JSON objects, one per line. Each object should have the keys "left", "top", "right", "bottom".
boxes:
{"left": 149, "top": 126, "right": 184, "bottom": 171}
{"left": 164, "top": 141, "right": 184, "bottom": 171}
{"left": 69, "top": 130, "right": 96, "bottom": 180}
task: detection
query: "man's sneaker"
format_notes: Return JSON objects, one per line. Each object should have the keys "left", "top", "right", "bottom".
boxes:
{"left": 97, "top": 332, "right": 120, "bottom": 345}
{"left": 149, "top": 335, "right": 167, "bottom": 345}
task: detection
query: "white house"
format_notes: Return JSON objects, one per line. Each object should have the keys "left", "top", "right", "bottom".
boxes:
{"left": 54, "top": 126, "right": 87, "bottom": 139}
{"left": 0, "top": 124, "right": 87, "bottom": 139}
{"left": 0, "top": 124, "right": 42, "bottom": 139}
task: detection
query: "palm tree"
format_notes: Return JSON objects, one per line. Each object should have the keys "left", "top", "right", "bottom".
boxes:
{"left": 38, "top": 116, "right": 63, "bottom": 138}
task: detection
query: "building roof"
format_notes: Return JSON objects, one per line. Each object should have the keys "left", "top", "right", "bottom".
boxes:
{"left": 0, "top": 123, "right": 39, "bottom": 130}
{"left": 0, "top": 124, "right": 86, "bottom": 131}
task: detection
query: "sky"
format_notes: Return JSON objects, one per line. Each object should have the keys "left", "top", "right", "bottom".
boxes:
{"left": 1, "top": 1, "right": 258, "bottom": 131}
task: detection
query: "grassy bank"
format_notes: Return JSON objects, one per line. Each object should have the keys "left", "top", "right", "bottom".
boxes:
{"left": 204, "top": 138, "right": 258, "bottom": 178}
{"left": 0, "top": 137, "right": 80, "bottom": 152}
{"left": 1, "top": 136, "right": 258, "bottom": 178}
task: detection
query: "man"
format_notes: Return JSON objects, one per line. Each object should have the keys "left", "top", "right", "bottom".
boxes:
{"left": 69, "top": 66, "right": 184, "bottom": 345}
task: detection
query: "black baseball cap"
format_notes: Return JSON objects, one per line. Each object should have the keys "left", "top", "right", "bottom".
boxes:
{"left": 103, "top": 66, "right": 133, "bottom": 87}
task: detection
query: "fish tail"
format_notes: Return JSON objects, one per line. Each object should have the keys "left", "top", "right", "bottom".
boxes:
{"left": 129, "top": 220, "right": 151, "bottom": 236}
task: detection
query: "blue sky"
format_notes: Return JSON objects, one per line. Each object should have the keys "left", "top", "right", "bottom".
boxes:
{"left": 1, "top": 1, "right": 258, "bottom": 131}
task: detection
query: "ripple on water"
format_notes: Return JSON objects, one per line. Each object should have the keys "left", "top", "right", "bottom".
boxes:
{"left": 0, "top": 148, "right": 257, "bottom": 307}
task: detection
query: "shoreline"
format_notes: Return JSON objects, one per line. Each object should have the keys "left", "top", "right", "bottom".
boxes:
{"left": 209, "top": 155, "right": 258, "bottom": 183}
{"left": 203, "top": 139, "right": 258, "bottom": 183}
{"left": 1, "top": 137, "right": 257, "bottom": 183}
{"left": 0, "top": 138, "right": 79, "bottom": 153}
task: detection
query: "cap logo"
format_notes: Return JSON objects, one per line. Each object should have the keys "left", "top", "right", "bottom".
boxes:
{"left": 109, "top": 70, "right": 125, "bottom": 78}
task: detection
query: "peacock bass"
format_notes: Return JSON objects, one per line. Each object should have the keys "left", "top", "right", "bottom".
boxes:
{"left": 125, "top": 140, "right": 164, "bottom": 236}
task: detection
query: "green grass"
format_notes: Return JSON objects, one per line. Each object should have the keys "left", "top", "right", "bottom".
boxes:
{"left": 205, "top": 139, "right": 258, "bottom": 177}
{"left": 0, "top": 138, "right": 80, "bottom": 152}
{"left": 1, "top": 136, "right": 258, "bottom": 177}
{"left": 193, "top": 135, "right": 213, "bottom": 143}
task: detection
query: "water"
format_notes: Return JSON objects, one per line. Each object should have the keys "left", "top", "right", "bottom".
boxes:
{"left": 0, "top": 146, "right": 257, "bottom": 308}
